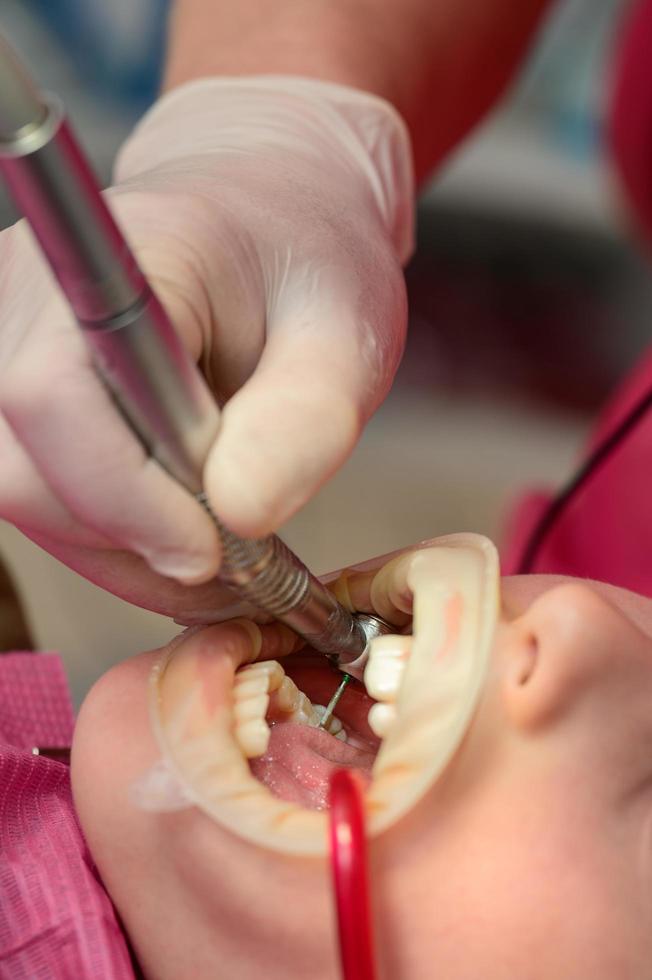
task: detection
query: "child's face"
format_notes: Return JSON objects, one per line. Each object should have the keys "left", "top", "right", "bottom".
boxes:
{"left": 71, "top": 544, "right": 652, "bottom": 980}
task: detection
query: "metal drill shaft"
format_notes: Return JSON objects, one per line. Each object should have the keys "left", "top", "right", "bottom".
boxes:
{"left": 213, "top": 514, "right": 367, "bottom": 658}
{"left": 318, "top": 673, "right": 351, "bottom": 731}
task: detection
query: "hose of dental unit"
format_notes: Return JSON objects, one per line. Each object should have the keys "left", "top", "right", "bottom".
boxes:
{"left": 328, "top": 769, "right": 377, "bottom": 980}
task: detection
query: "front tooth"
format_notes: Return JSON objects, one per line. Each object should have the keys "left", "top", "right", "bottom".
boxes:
{"left": 368, "top": 702, "right": 397, "bottom": 738}
{"left": 364, "top": 635, "right": 411, "bottom": 703}
{"left": 235, "top": 719, "right": 270, "bottom": 757}
{"left": 233, "top": 693, "right": 269, "bottom": 724}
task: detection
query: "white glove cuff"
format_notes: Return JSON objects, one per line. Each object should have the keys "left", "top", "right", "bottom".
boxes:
{"left": 115, "top": 75, "right": 415, "bottom": 264}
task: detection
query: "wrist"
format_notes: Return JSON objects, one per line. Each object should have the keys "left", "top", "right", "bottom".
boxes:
{"left": 164, "top": 0, "right": 402, "bottom": 104}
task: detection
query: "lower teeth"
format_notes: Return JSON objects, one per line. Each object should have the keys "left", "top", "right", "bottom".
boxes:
{"left": 311, "top": 704, "right": 347, "bottom": 741}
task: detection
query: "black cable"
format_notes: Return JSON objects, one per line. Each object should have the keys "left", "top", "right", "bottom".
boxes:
{"left": 517, "top": 382, "right": 652, "bottom": 574}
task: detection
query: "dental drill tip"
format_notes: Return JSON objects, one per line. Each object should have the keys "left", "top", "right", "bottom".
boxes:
{"left": 318, "top": 673, "right": 351, "bottom": 731}
{"left": 0, "top": 34, "right": 46, "bottom": 141}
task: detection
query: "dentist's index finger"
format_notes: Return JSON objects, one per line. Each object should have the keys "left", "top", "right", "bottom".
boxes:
{"left": 203, "top": 292, "right": 407, "bottom": 538}
{"left": 0, "top": 315, "right": 221, "bottom": 584}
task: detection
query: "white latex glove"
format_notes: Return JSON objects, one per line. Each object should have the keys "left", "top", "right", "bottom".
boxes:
{"left": 0, "top": 77, "right": 413, "bottom": 621}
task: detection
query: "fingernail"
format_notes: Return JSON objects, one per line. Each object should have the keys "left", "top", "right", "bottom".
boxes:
{"left": 146, "top": 550, "right": 217, "bottom": 584}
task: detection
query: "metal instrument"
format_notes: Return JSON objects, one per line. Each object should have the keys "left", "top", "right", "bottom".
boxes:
{"left": 318, "top": 673, "right": 352, "bottom": 731}
{"left": 0, "top": 33, "right": 377, "bottom": 668}
{"left": 318, "top": 614, "right": 394, "bottom": 726}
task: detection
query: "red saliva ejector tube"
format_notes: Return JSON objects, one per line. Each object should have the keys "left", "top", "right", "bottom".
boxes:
{"left": 328, "top": 768, "right": 377, "bottom": 980}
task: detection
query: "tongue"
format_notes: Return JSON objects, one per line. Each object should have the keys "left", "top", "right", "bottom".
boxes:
{"left": 249, "top": 722, "right": 375, "bottom": 810}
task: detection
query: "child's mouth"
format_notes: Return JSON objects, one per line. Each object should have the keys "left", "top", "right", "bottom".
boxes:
{"left": 247, "top": 653, "right": 379, "bottom": 810}
{"left": 140, "top": 533, "right": 500, "bottom": 855}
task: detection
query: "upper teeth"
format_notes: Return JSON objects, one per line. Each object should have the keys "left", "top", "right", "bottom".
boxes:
{"left": 232, "top": 661, "right": 284, "bottom": 757}
{"left": 364, "top": 634, "right": 412, "bottom": 738}
{"left": 232, "top": 661, "right": 346, "bottom": 757}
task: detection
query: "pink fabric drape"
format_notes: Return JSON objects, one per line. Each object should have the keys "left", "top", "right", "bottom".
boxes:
{"left": 0, "top": 654, "right": 135, "bottom": 979}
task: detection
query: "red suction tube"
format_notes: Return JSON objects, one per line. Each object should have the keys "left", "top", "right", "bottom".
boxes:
{"left": 328, "top": 768, "right": 377, "bottom": 980}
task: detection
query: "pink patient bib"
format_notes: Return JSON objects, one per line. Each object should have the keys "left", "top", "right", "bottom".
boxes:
{"left": 503, "top": 343, "right": 652, "bottom": 592}
{"left": 0, "top": 653, "right": 135, "bottom": 979}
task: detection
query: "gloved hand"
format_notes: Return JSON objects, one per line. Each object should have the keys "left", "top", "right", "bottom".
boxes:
{"left": 0, "top": 77, "right": 413, "bottom": 620}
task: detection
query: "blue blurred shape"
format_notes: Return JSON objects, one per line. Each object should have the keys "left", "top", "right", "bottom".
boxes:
{"left": 26, "top": 0, "right": 169, "bottom": 107}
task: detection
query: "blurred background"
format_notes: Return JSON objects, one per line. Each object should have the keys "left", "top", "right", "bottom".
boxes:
{"left": 0, "top": 0, "right": 649, "bottom": 704}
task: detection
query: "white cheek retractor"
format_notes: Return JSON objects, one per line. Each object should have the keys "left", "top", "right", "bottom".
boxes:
{"left": 361, "top": 533, "right": 500, "bottom": 834}
{"left": 130, "top": 533, "right": 500, "bottom": 856}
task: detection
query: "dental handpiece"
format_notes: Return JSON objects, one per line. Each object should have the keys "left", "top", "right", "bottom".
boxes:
{"left": 0, "top": 34, "right": 381, "bottom": 668}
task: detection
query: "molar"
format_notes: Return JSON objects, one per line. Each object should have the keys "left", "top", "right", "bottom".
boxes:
{"left": 235, "top": 718, "right": 270, "bottom": 757}
{"left": 312, "top": 704, "right": 347, "bottom": 741}
{"left": 234, "top": 673, "right": 270, "bottom": 699}
{"left": 233, "top": 693, "right": 270, "bottom": 725}
{"left": 232, "top": 660, "right": 340, "bottom": 758}
{"left": 274, "top": 675, "right": 301, "bottom": 712}
{"left": 293, "top": 692, "right": 319, "bottom": 725}
{"left": 232, "top": 660, "right": 285, "bottom": 758}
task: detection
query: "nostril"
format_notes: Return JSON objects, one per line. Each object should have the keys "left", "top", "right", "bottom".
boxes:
{"left": 514, "top": 633, "right": 538, "bottom": 686}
